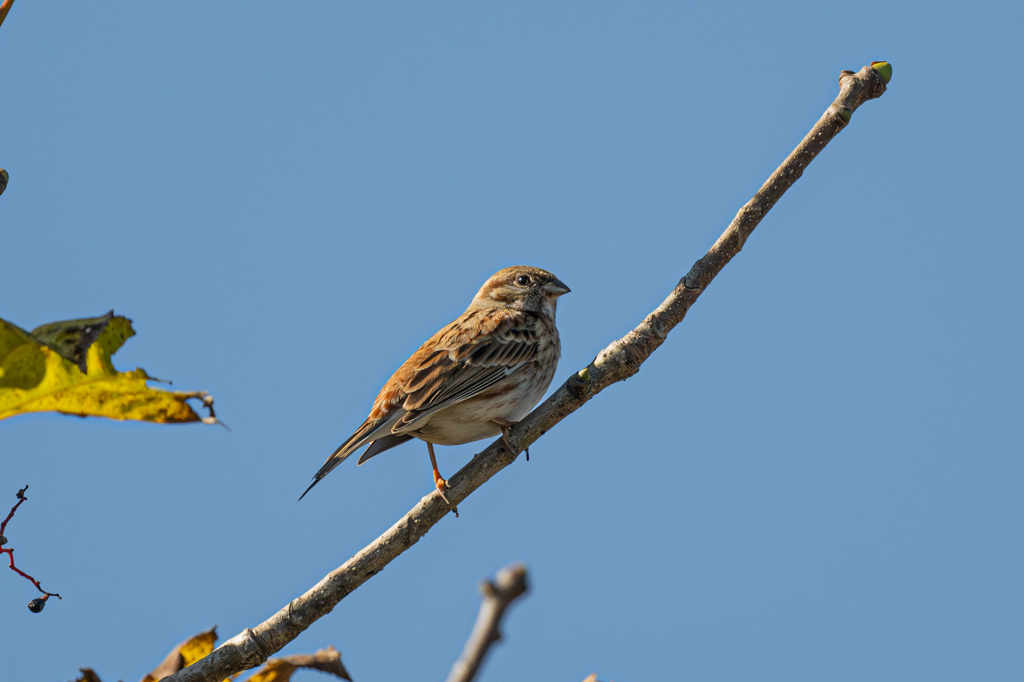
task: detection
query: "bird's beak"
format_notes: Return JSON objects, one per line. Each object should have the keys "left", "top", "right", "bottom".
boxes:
{"left": 544, "top": 278, "right": 571, "bottom": 296}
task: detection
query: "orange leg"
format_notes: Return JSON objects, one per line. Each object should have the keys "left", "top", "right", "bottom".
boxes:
{"left": 427, "top": 442, "right": 458, "bottom": 517}
{"left": 492, "top": 418, "right": 529, "bottom": 461}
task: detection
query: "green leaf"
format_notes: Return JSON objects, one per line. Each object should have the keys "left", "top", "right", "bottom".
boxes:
{"left": 30, "top": 311, "right": 115, "bottom": 373}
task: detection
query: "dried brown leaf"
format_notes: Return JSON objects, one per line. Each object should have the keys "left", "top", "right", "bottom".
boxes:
{"left": 240, "top": 647, "right": 350, "bottom": 682}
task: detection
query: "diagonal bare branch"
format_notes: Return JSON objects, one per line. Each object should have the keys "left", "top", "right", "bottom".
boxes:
{"left": 163, "top": 62, "right": 890, "bottom": 682}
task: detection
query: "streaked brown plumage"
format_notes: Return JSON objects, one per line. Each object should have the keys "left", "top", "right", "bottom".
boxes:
{"left": 300, "top": 266, "right": 569, "bottom": 507}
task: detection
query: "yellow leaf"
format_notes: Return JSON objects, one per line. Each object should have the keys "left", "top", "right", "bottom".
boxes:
{"left": 141, "top": 627, "right": 219, "bottom": 682}
{"left": 0, "top": 313, "right": 218, "bottom": 424}
{"left": 179, "top": 628, "right": 220, "bottom": 667}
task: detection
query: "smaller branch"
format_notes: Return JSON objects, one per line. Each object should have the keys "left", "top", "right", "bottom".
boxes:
{"left": 446, "top": 563, "right": 529, "bottom": 682}
{"left": 185, "top": 391, "right": 230, "bottom": 430}
{"left": 0, "top": 0, "right": 14, "bottom": 31}
{"left": 2, "top": 486, "right": 62, "bottom": 605}
{"left": 0, "top": 485, "right": 28, "bottom": 536}
{"left": 5, "top": 554, "right": 59, "bottom": 596}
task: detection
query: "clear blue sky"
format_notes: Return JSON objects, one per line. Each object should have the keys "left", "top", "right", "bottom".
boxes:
{"left": 3, "top": 2, "right": 1022, "bottom": 681}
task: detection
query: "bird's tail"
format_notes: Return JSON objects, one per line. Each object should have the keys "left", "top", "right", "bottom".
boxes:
{"left": 298, "top": 412, "right": 408, "bottom": 500}
{"left": 298, "top": 451, "right": 347, "bottom": 500}
{"left": 298, "top": 423, "right": 372, "bottom": 500}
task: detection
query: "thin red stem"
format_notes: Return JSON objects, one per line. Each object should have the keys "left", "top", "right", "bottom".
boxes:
{"left": 1, "top": 486, "right": 61, "bottom": 599}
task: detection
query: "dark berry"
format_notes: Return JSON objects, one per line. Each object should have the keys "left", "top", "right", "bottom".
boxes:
{"left": 28, "top": 598, "right": 45, "bottom": 613}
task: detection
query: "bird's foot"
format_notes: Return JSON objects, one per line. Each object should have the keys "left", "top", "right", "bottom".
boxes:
{"left": 434, "top": 475, "right": 458, "bottom": 517}
{"left": 428, "top": 441, "right": 458, "bottom": 517}
{"left": 492, "top": 418, "right": 525, "bottom": 459}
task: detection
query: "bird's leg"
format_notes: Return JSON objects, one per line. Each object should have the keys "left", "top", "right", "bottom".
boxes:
{"left": 427, "top": 441, "right": 458, "bottom": 517}
{"left": 427, "top": 441, "right": 448, "bottom": 492}
{"left": 492, "top": 418, "right": 529, "bottom": 461}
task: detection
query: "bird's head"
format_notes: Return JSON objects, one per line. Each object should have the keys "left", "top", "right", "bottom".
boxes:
{"left": 471, "top": 266, "right": 570, "bottom": 318}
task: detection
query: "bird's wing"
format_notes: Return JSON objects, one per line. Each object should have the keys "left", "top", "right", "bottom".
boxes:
{"left": 299, "top": 309, "right": 539, "bottom": 499}
{"left": 389, "top": 310, "right": 539, "bottom": 432}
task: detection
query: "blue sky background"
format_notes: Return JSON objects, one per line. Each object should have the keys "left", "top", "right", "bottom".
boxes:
{"left": 2, "top": 2, "right": 1022, "bottom": 681}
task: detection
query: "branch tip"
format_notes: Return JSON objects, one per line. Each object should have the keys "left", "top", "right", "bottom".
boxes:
{"left": 447, "top": 563, "right": 530, "bottom": 682}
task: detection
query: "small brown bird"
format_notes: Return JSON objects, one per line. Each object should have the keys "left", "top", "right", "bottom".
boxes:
{"left": 300, "top": 266, "right": 569, "bottom": 506}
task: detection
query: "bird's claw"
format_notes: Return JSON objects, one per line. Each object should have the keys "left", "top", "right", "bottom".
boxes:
{"left": 434, "top": 477, "right": 458, "bottom": 517}
{"left": 492, "top": 418, "right": 524, "bottom": 458}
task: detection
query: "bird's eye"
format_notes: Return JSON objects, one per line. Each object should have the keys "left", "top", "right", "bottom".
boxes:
{"left": 515, "top": 274, "right": 531, "bottom": 286}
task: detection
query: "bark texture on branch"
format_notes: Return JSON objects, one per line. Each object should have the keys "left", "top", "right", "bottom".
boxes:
{"left": 163, "top": 63, "right": 889, "bottom": 682}
{"left": 446, "top": 563, "right": 529, "bottom": 682}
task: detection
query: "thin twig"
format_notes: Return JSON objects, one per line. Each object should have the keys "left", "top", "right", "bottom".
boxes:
{"left": 0, "top": 0, "right": 15, "bottom": 31}
{"left": 0, "top": 485, "right": 28, "bottom": 537}
{"left": 163, "top": 63, "right": 889, "bottom": 682}
{"left": 1, "top": 486, "right": 62, "bottom": 600}
{"left": 446, "top": 563, "right": 529, "bottom": 682}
